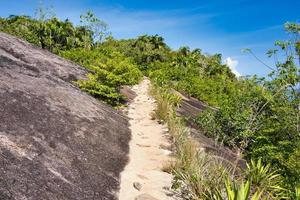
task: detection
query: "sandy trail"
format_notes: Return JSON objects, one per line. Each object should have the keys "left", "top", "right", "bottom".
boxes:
{"left": 119, "top": 78, "right": 176, "bottom": 200}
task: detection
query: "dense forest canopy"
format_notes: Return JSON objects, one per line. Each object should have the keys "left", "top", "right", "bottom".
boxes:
{"left": 0, "top": 11, "right": 299, "bottom": 199}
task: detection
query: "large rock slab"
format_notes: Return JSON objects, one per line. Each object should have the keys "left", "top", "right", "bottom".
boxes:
{"left": 174, "top": 90, "right": 246, "bottom": 169}
{"left": 0, "top": 32, "right": 130, "bottom": 200}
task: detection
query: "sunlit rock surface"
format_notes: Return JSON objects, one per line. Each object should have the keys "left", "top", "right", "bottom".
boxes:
{"left": 0, "top": 32, "right": 130, "bottom": 200}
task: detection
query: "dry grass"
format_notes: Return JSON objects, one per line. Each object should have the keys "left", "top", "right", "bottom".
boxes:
{"left": 150, "top": 84, "right": 236, "bottom": 199}
{"left": 161, "top": 161, "right": 175, "bottom": 173}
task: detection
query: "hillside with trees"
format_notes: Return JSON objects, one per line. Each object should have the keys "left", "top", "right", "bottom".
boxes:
{"left": 0, "top": 8, "right": 299, "bottom": 200}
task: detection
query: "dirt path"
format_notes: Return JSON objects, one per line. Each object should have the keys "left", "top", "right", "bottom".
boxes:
{"left": 119, "top": 78, "right": 177, "bottom": 200}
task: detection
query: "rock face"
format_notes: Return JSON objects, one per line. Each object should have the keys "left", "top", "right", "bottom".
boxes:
{"left": 175, "top": 90, "right": 246, "bottom": 169}
{"left": 0, "top": 32, "right": 130, "bottom": 200}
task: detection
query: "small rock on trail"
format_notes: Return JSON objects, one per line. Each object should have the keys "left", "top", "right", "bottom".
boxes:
{"left": 133, "top": 182, "right": 143, "bottom": 191}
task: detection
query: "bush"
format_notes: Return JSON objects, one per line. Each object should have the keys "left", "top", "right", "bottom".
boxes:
{"left": 61, "top": 47, "right": 142, "bottom": 105}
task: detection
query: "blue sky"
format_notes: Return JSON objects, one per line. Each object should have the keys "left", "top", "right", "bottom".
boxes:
{"left": 1, "top": 0, "right": 299, "bottom": 76}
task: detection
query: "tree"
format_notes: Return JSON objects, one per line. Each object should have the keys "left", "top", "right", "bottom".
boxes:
{"left": 80, "top": 11, "right": 109, "bottom": 48}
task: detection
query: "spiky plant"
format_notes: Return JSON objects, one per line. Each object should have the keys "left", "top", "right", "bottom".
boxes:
{"left": 224, "top": 177, "right": 264, "bottom": 200}
{"left": 246, "top": 158, "right": 286, "bottom": 198}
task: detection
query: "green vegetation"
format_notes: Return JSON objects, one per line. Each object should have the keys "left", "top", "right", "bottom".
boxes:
{"left": 60, "top": 48, "right": 142, "bottom": 105}
{"left": 0, "top": 15, "right": 90, "bottom": 52}
{"left": 151, "top": 86, "right": 286, "bottom": 200}
{"left": 0, "top": 10, "right": 142, "bottom": 106}
{"left": 196, "top": 24, "right": 300, "bottom": 192}
{"left": 0, "top": 7, "right": 299, "bottom": 199}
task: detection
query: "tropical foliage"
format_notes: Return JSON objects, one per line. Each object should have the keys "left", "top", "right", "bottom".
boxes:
{"left": 0, "top": 15, "right": 92, "bottom": 52}
{"left": 0, "top": 10, "right": 141, "bottom": 105}
{"left": 196, "top": 23, "right": 300, "bottom": 191}
{"left": 0, "top": 7, "right": 299, "bottom": 198}
{"left": 60, "top": 47, "right": 142, "bottom": 105}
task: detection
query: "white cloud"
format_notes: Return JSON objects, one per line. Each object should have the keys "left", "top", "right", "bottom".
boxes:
{"left": 224, "top": 57, "right": 241, "bottom": 77}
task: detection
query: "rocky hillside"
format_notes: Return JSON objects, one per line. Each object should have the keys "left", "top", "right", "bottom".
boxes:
{"left": 0, "top": 32, "right": 130, "bottom": 200}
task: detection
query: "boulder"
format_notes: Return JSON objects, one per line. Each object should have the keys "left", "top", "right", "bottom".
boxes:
{"left": 0, "top": 32, "right": 130, "bottom": 199}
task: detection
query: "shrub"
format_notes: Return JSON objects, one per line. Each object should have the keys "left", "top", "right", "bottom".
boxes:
{"left": 61, "top": 47, "right": 142, "bottom": 105}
